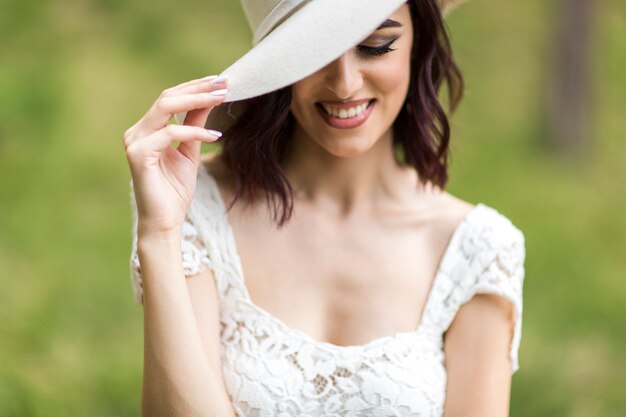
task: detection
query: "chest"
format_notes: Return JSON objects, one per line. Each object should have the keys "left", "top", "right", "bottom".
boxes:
{"left": 227, "top": 201, "right": 451, "bottom": 347}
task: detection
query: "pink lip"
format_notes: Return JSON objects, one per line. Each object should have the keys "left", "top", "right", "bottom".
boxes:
{"left": 316, "top": 99, "right": 376, "bottom": 129}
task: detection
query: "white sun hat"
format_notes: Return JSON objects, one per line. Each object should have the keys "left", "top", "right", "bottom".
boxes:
{"left": 174, "top": 0, "right": 466, "bottom": 129}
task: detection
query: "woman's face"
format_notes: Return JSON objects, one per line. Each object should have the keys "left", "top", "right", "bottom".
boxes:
{"left": 290, "top": 4, "right": 413, "bottom": 158}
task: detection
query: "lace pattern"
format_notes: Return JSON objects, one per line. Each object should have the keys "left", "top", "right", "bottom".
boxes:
{"left": 219, "top": 300, "right": 448, "bottom": 417}
{"left": 421, "top": 206, "right": 526, "bottom": 372}
{"left": 128, "top": 162, "right": 526, "bottom": 416}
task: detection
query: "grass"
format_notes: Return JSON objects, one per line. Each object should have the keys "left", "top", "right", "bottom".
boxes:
{"left": 0, "top": 0, "right": 624, "bottom": 415}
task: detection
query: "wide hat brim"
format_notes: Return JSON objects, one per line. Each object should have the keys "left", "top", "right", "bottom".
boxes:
{"left": 175, "top": 0, "right": 466, "bottom": 130}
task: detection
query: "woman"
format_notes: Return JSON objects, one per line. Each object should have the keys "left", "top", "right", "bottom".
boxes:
{"left": 124, "top": 0, "right": 526, "bottom": 415}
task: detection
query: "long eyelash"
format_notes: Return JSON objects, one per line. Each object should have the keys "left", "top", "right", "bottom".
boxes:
{"left": 357, "top": 37, "right": 399, "bottom": 57}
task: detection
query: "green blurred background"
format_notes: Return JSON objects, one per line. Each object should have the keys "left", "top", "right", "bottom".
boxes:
{"left": 0, "top": 0, "right": 624, "bottom": 415}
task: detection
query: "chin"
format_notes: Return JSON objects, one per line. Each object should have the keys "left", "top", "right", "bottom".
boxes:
{"left": 317, "top": 134, "right": 377, "bottom": 159}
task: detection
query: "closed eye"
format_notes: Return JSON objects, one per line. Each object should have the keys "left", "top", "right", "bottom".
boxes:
{"left": 357, "top": 37, "right": 399, "bottom": 57}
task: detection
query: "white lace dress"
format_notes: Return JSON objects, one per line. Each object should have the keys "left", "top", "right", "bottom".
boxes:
{"left": 129, "top": 162, "right": 526, "bottom": 417}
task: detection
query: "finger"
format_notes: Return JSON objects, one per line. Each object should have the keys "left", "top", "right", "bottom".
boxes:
{"left": 176, "top": 138, "right": 202, "bottom": 165}
{"left": 175, "top": 75, "right": 229, "bottom": 96}
{"left": 162, "top": 75, "right": 219, "bottom": 94}
{"left": 182, "top": 101, "right": 217, "bottom": 127}
{"left": 129, "top": 125, "right": 222, "bottom": 158}
{"left": 177, "top": 125, "right": 222, "bottom": 164}
{"left": 178, "top": 77, "right": 229, "bottom": 127}
{"left": 139, "top": 90, "right": 228, "bottom": 133}
{"left": 178, "top": 105, "right": 224, "bottom": 161}
{"left": 180, "top": 76, "right": 229, "bottom": 127}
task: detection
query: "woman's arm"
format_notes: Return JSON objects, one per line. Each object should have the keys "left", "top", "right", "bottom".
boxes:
{"left": 442, "top": 293, "right": 516, "bottom": 417}
{"left": 123, "top": 73, "right": 233, "bottom": 416}
{"left": 138, "top": 231, "right": 236, "bottom": 417}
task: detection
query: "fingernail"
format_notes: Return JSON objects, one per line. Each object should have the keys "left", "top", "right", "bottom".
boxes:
{"left": 211, "top": 74, "right": 229, "bottom": 85}
{"left": 210, "top": 89, "right": 228, "bottom": 96}
{"left": 206, "top": 129, "right": 222, "bottom": 137}
{"left": 202, "top": 75, "right": 218, "bottom": 81}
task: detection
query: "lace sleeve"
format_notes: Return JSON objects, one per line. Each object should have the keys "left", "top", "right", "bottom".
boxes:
{"left": 128, "top": 181, "right": 212, "bottom": 305}
{"left": 474, "top": 226, "right": 526, "bottom": 374}
{"left": 446, "top": 215, "right": 526, "bottom": 374}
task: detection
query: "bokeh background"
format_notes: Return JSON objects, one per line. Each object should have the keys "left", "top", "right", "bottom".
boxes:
{"left": 1, "top": 0, "right": 624, "bottom": 415}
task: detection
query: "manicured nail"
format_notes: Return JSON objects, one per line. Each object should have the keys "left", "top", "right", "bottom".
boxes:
{"left": 211, "top": 74, "right": 229, "bottom": 85}
{"left": 201, "top": 75, "right": 218, "bottom": 81}
{"left": 210, "top": 88, "right": 228, "bottom": 96}
{"left": 206, "top": 129, "right": 222, "bottom": 138}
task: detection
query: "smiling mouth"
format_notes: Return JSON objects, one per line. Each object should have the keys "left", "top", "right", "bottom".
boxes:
{"left": 314, "top": 99, "right": 377, "bottom": 129}
{"left": 316, "top": 99, "right": 376, "bottom": 120}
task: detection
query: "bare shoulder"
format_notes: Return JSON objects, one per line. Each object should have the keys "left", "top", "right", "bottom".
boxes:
{"left": 442, "top": 192, "right": 476, "bottom": 215}
{"left": 432, "top": 190, "right": 477, "bottom": 231}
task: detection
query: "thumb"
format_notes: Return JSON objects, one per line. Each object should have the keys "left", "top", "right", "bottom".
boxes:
{"left": 176, "top": 107, "right": 213, "bottom": 164}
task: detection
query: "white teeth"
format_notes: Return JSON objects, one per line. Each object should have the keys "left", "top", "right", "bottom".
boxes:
{"left": 321, "top": 102, "right": 370, "bottom": 119}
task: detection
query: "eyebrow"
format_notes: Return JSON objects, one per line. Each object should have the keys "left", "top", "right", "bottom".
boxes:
{"left": 377, "top": 19, "right": 403, "bottom": 30}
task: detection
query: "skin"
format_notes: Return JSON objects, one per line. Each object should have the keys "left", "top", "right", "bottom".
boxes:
{"left": 125, "top": 4, "right": 517, "bottom": 416}
{"left": 125, "top": 74, "right": 237, "bottom": 415}
{"left": 285, "top": 5, "right": 416, "bottom": 213}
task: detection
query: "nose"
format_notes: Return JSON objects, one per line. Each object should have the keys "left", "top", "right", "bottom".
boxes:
{"left": 323, "top": 52, "right": 364, "bottom": 100}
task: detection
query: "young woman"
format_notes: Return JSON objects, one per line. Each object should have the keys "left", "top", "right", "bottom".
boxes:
{"left": 124, "top": 0, "right": 526, "bottom": 416}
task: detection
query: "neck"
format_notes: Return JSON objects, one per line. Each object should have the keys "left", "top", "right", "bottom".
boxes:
{"left": 281, "top": 124, "right": 430, "bottom": 218}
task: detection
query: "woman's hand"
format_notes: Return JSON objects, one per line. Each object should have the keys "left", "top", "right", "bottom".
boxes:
{"left": 123, "top": 75, "right": 228, "bottom": 236}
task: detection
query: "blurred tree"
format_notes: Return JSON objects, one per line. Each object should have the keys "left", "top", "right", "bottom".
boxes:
{"left": 549, "top": 0, "right": 595, "bottom": 153}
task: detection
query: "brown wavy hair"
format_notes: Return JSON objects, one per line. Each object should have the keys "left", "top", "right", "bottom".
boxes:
{"left": 216, "top": 0, "right": 464, "bottom": 228}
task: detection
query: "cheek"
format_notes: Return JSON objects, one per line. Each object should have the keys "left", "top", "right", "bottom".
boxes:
{"left": 379, "top": 64, "right": 409, "bottom": 95}
{"left": 372, "top": 55, "right": 411, "bottom": 110}
{"left": 367, "top": 39, "right": 413, "bottom": 103}
{"left": 290, "top": 81, "right": 317, "bottom": 120}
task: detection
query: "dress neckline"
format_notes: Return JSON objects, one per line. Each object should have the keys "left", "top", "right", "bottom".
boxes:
{"left": 198, "top": 161, "right": 484, "bottom": 351}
